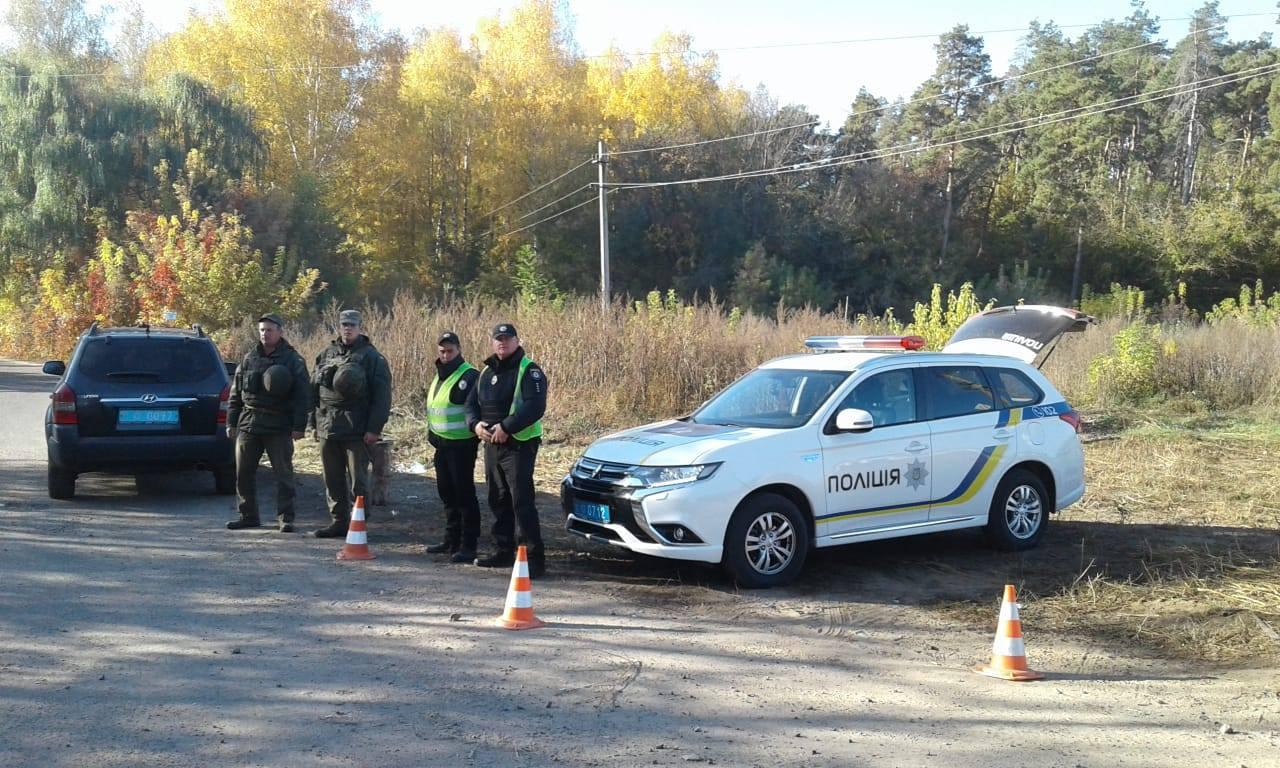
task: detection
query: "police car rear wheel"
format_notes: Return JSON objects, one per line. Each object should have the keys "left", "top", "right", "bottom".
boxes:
{"left": 723, "top": 493, "right": 809, "bottom": 588}
{"left": 985, "top": 468, "right": 1048, "bottom": 551}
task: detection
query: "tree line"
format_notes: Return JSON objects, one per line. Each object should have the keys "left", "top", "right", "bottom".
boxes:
{"left": 2, "top": 0, "right": 1278, "bottom": 353}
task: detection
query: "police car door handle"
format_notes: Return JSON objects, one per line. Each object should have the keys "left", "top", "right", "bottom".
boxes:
{"left": 905, "top": 441, "right": 928, "bottom": 453}
{"left": 993, "top": 428, "right": 1015, "bottom": 440}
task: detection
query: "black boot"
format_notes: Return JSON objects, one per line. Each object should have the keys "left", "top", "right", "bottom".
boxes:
{"left": 313, "top": 522, "right": 348, "bottom": 538}
{"left": 426, "top": 539, "right": 459, "bottom": 554}
{"left": 278, "top": 519, "right": 295, "bottom": 533}
{"left": 450, "top": 543, "right": 477, "bottom": 564}
{"left": 473, "top": 550, "right": 515, "bottom": 568}
{"left": 226, "top": 517, "right": 261, "bottom": 530}
{"left": 528, "top": 549, "right": 546, "bottom": 580}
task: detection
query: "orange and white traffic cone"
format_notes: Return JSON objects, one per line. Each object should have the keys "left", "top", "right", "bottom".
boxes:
{"left": 496, "top": 545, "right": 545, "bottom": 630}
{"left": 336, "top": 496, "right": 376, "bottom": 561}
{"left": 974, "top": 584, "right": 1044, "bottom": 681}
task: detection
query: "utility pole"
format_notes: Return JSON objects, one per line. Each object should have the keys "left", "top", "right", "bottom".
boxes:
{"left": 595, "top": 140, "right": 611, "bottom": 312}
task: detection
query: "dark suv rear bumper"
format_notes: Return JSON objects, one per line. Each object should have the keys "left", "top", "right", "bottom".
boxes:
{"left": 47, "top": 425, "right": 233, "bottom": 473}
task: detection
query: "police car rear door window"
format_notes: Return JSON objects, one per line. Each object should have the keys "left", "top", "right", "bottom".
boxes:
{"left": 693, "top": 369, "right": 848, "bottom": 429}
{"left": 922, "top": 366, "right": 997, "bottom": 420}
{"left": 77, "top": 338, "right": 219, "bottom": 384}
{"left": 987, "top": 368, "right": 1044, "bottom": 409}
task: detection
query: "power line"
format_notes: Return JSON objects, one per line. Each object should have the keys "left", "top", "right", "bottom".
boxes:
{"left": 494, "top": 190, "right": 618, "bottom": 238}
{"left": 605, "top": 63, "right": 1280, "bottom": 189}
{"left": 479, "top": 158, "right": 594, "bottom": 219}
{"left": 511, "top": 183, "right": 594, "bottom": 223}
{"left": 611, "top": 120, "right": 820, "bottom": 156}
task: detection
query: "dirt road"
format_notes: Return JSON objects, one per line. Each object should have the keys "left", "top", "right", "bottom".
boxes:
{"left": 1, "top": 359, "right": 1277, "bottom": 767}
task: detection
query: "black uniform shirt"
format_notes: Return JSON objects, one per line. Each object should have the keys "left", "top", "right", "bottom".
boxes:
{"left": 464, "top": 346, "right": 547, "bottom": 438}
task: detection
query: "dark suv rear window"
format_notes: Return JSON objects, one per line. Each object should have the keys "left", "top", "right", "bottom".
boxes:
{"left": 76, "top": 337, "right": 220, "bottom": 384}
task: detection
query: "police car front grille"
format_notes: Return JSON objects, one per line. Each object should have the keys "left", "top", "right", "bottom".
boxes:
{"left": 571, "top": 457, "right": 633, "bottom": 486}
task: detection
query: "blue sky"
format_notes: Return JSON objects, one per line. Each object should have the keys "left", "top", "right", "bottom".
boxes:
{"left": 7, "top": 1, "right": 1279, "bottom": 126}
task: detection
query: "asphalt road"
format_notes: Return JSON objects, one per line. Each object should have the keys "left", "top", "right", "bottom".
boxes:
{"left": 1, "top": 358, "right": 1278, "bottom": 768}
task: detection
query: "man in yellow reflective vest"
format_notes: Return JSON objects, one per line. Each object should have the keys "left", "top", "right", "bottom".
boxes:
{"left": 465, "top": 323, "right": 548, "bottom": 578}
{"left": 425, "top": 332, "right": 482, "bottom": 562}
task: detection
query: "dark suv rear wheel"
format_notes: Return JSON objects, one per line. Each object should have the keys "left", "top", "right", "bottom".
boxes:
{"left": 48, "top": 463, "right": 76, "bottom": 500}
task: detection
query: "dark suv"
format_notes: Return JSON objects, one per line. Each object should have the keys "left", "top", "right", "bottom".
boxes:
{"left": 43, "top": 324, "right": 235, "bottom": 499}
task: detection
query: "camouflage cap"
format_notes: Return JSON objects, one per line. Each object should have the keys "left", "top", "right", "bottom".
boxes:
{"left": 339, "top": 309, "right": 362, "bottom": 326}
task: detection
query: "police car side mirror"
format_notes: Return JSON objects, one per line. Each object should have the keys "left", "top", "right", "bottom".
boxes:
{"left": 835, "top": 408, "right": 874, "bottom": 432}
{"left": 224, "top": 361, "right": 238, "bottom": 377}
{"left": 42, "top": 360, "right": 65, "bottom": 377}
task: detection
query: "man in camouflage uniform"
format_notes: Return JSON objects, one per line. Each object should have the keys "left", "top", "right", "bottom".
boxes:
{"left": 310, "top": 309, "right": 393, "bottom": 538}
{"left": 226, "top": 313, "right": 311, "bottom": 532}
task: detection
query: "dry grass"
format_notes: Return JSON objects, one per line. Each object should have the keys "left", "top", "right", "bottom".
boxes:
{"left": 1022, "top": 409, "right": 1280, "bottom": 664}
{"left": 1034, "top": 548, "right": 1280, "bottom": 664}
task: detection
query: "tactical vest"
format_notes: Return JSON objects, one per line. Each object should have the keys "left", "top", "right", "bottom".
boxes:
{"left": 427, "top": 362, "right": 475, "bottom": 441}
{"left": 318, "top": 345, "right": 372, "bottom": 409}
{"left": 240, "top": 349, "right": 291, "bottom": 413}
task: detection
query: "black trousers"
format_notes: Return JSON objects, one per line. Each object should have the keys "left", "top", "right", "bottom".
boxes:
{"left": 434, "top": 439, "right": 480, "bottom": 548}
{"left": 320, "top": 437, "right": 370, "bottom": 525}
{"left": 484, "top": 438, "right": 542, "bottom": 553}
{"left": 235, "top": 431, "right": 296, "bottom": 522}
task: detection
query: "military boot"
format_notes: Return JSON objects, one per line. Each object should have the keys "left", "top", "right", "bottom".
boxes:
{"left": 226, "top": 516, "right": 262, "bottom": 530}
{"left": 528, "top": 548, "right": 546, "bottom": 580}
{"left": 451, "top": 541, "right": 477, "bottom": 564}
{"left": 473, "top": 550, "right": 515, "bottom": 568}
{"left": 426, "top": 538, "right": 459, "bottom": 554}
{"left": 313, "top": 522, "right": 348, "bottom": 538}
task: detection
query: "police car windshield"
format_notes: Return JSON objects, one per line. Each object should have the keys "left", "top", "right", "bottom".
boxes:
{"left": 691, "top": 369, "right": 848, "bottom": 429}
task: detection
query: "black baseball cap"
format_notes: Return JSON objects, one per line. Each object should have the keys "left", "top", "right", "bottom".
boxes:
{"left": 258, "top": 313, "right": 285, "bottom": 328}
{"left": 491, "top": 323, "right": 518, "bottom": 339}
{"left": 437, "top": 331, "right": 461, "bottom": 347}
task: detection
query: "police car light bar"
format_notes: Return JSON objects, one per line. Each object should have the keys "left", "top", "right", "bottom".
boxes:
{"left": 804, "top": 335, "right": 927, "bottom": 352}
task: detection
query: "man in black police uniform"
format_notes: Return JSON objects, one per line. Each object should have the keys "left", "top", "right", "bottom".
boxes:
{"left": 424, "top": 331, "right": 482, "bottom": 562}
{"left": 465, "top": 323, "right": 548, "bottom": 578}
{"left": 310, "top": 309, "right": 393, "bottom": 538}
{"left": 225, "top": 313, "right": 311, "bottom": 532}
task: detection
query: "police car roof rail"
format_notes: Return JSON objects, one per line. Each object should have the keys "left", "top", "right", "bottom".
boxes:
{"left": 804, "top": 335, "right": 926, "bottom": 353}
{"left": 191, "top": 323, "right": 204, "bottom": 337}
{"left": 85, "top": 321, "right": 99, "bottom": 337}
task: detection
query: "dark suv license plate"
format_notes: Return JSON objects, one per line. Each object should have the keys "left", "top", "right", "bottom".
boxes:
{"left": 118, "top": 408, "right": 179, "bottom": 426}
{"left": 573, "top": 500, "right": 611, "bottom": 524}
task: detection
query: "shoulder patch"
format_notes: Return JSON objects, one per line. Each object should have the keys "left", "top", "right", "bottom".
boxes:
{"left": 458, "top": 379, "right": 468, "bottom": 390}
{"left": 530, "top": 370, "right": 542, "bottom": 380}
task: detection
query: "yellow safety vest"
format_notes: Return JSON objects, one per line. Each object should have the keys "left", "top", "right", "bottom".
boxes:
{"left": 427, "top": 363, "right": 475, "bottom": 440}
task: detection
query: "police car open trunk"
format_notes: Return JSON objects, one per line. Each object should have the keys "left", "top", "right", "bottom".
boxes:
{"left": 941, "top": 305, "right": 1095, "bottom": 367}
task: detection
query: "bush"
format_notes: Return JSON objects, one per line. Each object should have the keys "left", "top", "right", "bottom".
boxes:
{"left": 1087, "top": 323, "right": 1163, "bottom": 404}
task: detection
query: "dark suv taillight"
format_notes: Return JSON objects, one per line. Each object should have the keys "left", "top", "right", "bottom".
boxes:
{"left": 1059, "top": 408, "right": 1082, "bottom": 433}
{"left": 52, "top": 383, "right": 78, "bottom": 425}
{"left": 217, "top": 384, "right": 230, "bottom": 425}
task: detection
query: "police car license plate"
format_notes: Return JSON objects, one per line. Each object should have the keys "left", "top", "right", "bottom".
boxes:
{"left": 573, "top": 500, "right": 611, "bottom": 524}
{"left": 118, "top": 408, "right": 179, "bottom": 425}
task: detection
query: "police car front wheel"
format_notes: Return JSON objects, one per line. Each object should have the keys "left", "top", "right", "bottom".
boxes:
{"left": 985, "top": 468, "right": 1049, "bottom": 551}
{"left": 723, "top": 493, "right": 810, "bottom": 588}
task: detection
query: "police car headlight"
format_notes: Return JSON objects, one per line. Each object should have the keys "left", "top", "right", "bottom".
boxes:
{"left": 621, "top": 463, "right": 721, "bottom": 489}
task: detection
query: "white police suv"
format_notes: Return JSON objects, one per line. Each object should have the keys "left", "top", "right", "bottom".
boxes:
{"left": 561, "top": 305, "right": 1093, "bottom": 587}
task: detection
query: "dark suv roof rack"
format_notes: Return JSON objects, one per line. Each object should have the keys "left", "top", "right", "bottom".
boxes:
{"left": 191, "top": 323, "right": 205, "bottom": 337}
{"left": 85, "top": 321, "right": 100, "bottom": 337}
